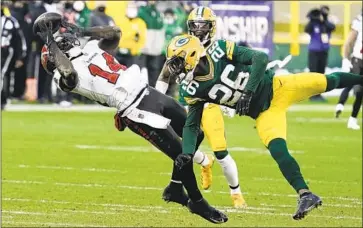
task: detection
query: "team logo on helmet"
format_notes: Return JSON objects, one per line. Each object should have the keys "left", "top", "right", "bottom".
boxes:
{"left": 175, "top": 37, "right": 190, "bottom": 47}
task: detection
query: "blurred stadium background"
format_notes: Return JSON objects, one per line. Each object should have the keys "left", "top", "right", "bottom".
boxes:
{"left": 1, "top": 1, "right": 362, "bottom": 227}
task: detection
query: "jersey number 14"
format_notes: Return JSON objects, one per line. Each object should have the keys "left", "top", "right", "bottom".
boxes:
{"left": 88, "top": 52, "right": 126, "bottom": 84}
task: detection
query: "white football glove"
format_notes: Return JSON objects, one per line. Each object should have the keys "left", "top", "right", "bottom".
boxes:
{"left": 342, "top": 58, "right": 353, "bottom": 73}
{"left": 220, "top": 106, "right": 235, "bottom": 118}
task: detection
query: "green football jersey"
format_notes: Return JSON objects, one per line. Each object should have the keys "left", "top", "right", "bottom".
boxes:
{"left": 181, "top": 39, "right": 275, "bottom": 155}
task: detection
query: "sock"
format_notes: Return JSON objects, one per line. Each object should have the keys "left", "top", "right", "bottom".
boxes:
{"left": 193, "top": 150, "right": 210, "bottom": 167}
{"left": 230, "top": 184, "right": 241, "bottom": 195}
{"left": 216, "top": 153, "right": 240, "bottom": 194}
{"left": 178, "top": 160, "right": 203, "bottom": 202}
{"left": 352, "top": 90, "right": 363, "bottom": 118}
{"left": 268, "top": 138, "right": 309, "bottom": 193}
{"left": 325, "top": 72, "right": 363, "bottom": 92}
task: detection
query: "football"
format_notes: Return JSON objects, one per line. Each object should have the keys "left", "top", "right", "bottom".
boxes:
{"left": 32, "top": 12, "right": 62, "bottom": 35}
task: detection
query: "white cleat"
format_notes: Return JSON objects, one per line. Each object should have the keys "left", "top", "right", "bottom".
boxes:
{"left": 335, "top": 104, "right": 344, "bottom": 118}
{"left": 347, "top": 117, "right": 360, "bottom": 130}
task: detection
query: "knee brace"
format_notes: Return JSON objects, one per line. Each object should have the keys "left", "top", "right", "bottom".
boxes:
{"left": 214, "top": 150, "right": 229, "bottom": 160}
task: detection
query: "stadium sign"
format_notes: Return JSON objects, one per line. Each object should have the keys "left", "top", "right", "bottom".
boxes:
{"left": 210, "top": 1, "right": 274, "bottom": 57}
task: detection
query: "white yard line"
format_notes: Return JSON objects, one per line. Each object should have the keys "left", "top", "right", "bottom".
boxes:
{"left": 3, "top": 180, "right": 361, "bottom": 204}
{"left": 253, "top": 177, "right": 360, "bottom": 185}
{"left": 1, "top": 220, "right": 107, "bottom": 227}
{"left": 260, "top": 203, "right": 362, "bottom": 209}
{"left": 2, "top": 208, "right": 361, "bottom": 221}
{"left": 18, "top": 164, "right": 127, "bottom": 173}
{"left": 3, "top": 104, "right": 352, "bottom": 112}
{"left": 75, "top": 144, "right": 304, "bottom": 155}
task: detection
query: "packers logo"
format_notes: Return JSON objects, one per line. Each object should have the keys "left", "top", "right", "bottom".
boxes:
{"left": 175, "top": 38, "right": 190, "bottom": 47}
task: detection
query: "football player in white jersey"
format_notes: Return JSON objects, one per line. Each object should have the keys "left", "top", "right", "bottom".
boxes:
{"left": 335, "top": 12, "right": 363, "bottom": 130}
{"left": 34, "top": 12, "right": 227, "bottom": 224}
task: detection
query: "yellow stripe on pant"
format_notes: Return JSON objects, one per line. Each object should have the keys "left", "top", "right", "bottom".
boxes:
{"left": 201, "top": 103, "right": 227, "bottom": 152}
{"left": 256, "top": 73, "right": 327, "bottom": 147}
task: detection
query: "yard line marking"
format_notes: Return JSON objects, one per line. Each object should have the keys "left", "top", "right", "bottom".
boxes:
{"left": 224, "top": 209, "right": 362, "bottom": 220}
{"left": 294, "top": 117, "right": 361, "bottom": 123}
{"left": 3, "top": 180, "right": 361, "bottom": 203}
{"left": 4, "top": 104, "right": 353, "bottom": 112}
{"left": 253, "top": 177, "right": 361, "bottom": 185}
{"left": 1, "top": 220, "right": 107, "bottom": 227}
{"left": 75, "top": 145, "right": 304, "bottom": 155}
{"left": 17, "top": 164, "right": 127, "bottom": 173}
{"left": 260, "top": 203, "right": 362, "bottom": 209}
{"left": 3, "top": 199, "right": 362, "bottom": 221}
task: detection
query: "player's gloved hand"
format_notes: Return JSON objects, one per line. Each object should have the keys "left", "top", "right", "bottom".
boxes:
{"left": 37, "top": 21, "right": 55, "bottom": 46}
{"left": 342, "top": 58, "right": 353, "bottom": 73}
{"left": 220, "top": 106, "right": 235, "bottom": 118}
{"left": 114, "top": 113, "right": 127, "bottom": 131}
{"left": 61, "top": 19, "right": 84, "bottom": 36}
{"left": 236, "top": 90, "right": 253, "bottom": 116}
{"left": 175, "top": 154, "right": 193, "bottom": 170}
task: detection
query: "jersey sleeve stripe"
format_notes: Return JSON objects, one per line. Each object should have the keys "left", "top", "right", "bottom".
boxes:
{"left": 226, "top": 40, "right": 235, "bottom": 60}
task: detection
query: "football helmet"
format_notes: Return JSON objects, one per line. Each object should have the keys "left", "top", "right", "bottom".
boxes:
{"left": 166, "top": 34, "right": 204, "bottom": 83}
{"left": 187, "top": 6, "right": 217, "bottom": 46}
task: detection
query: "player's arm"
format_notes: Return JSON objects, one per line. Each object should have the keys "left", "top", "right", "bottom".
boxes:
{"left": 341, "top": 17, "right": 360, "bottom": 72}
{"left": 48, "top": 40, "right": 78, "bottom": 90}
{"left": 155, "top": 62, "right": 172, "bottom": 94}
{"left": 182, "top": 101, "right": 204, "bottom": 155}
{"left": 80, "top": 26, "right": 122, "bottom": 53}
{"left": 228, "top": 41, "right": 268, "bottom": 93}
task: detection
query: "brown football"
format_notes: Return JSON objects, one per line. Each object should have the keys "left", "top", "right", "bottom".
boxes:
{"left": 33, "top": 12, "right": 62, "bottom": 35}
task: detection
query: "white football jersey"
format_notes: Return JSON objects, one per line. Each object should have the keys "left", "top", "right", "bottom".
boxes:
{"left": 54, "top": 40, "right": 148, "bottom": 111}
{"left": 351, "top": 14, "right": 362, "bottom": 59}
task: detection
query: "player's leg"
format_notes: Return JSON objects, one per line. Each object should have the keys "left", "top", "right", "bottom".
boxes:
{"left": 158, "top": 88, "right": 213, "bottom": 185}
{"left": 256, "top": 86, "right": 322, "bottom": 220}
{"left": 348, "top": 85, "right": 363, "bottom": 130}
{"left": 202, "top": 103, "right": 246, "bottom": 208}
{"left": 124, "top": 117, "right": 227, "bottom": 223}
{"left": 336, "top": 86, "right": 353, "bottom": 118}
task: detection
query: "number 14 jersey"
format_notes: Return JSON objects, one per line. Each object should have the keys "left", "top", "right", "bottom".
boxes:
{"left": 54, "top": 40, "right": 148, "bottom": 111}
{"left": 179, "top": 39, "right": 275, "bottom": 119}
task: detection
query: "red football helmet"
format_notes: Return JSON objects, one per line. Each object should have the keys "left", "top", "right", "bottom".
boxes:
{"left": 41, "top": 45, "right": 56, "bottom": 74}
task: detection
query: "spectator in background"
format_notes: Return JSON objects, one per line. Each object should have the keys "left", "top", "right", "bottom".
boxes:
{"left": 1, "top": 3, "right": 27, "bottom": 110}
{"left": 162, "top": 8, "right": 184, "bottom": 97}
{"left": 305, "top": 6, "right": 336, "bottom": 102}
{"left": 8, "top": 0, "right": 31, "bottom": 100}
{"left": 116, "top": 1, "right": 147, "bottom": 68}
{"left": 73, "top": 1, "right": 91, "bottom": 28}
{"left": 138, "top": 0, "right": 165, "bottom": 87}
{"left": 28, "top": 0, "right": 59, "bottom": 103}
{"left": 89, "top": 1, "right": 115, "bottom": 27}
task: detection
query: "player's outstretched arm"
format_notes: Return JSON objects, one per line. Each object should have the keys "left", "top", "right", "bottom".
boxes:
{"left": 155, "top": 62, "right": 172, "bottom": 94}
{"left": 48, "top": 41, "right": 78, "bottom": 90}
{"left": 80, "top": 26, "right": 121, "bottom": 53}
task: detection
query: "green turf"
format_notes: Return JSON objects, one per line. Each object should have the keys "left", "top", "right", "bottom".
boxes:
{"left": 1, "top": 108, "right": 362, "bottom": 227}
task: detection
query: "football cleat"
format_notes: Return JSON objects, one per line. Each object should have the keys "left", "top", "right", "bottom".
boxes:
{"left": 201, "top": 154, "right": 215, "bottom": 190}
{"left": 293, "top": 192, "right": 322, "bottom": 220}
{"left": 231, "top": 193, "right": 247, "bottom": 208}
{"left": 162, "top": 183, "right": 189, "bottom": 207}
{"left": 347, "top": 117, "right": 360, "bottom": 130}
{"left": 187, "top": 198, "right": 228, "bottom": 224}
{"left": 335, "top": 104, "right": 344, "bottom": 118}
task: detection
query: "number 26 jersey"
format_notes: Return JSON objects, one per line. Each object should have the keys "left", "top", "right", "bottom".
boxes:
{"left": 54, "top": 40, "right": 148, "bottom": 111}
{"left": 179, "top": 39, "right": 275, "bottom": 119}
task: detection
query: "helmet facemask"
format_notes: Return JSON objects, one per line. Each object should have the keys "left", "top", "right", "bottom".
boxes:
{"left": 54, "top": 33, "right": 80, "bottom": 53}
{"left": 188, "top": 20, "right": 214, "bottom": 45}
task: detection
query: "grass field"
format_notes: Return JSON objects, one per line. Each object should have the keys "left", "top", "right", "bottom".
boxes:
{"left": 1, "top": 104, "right": 362, "bottom": 227}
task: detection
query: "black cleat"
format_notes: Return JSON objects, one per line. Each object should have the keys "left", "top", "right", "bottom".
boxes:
{"left": 335, "top": 110, "right": 342, "bottom": 118}
{"left": 162, "top": 183, "right": 189, "bottom": 206}
{"left": 293, "top": 192, "right": 322, "bottom": 220}
{"left": 187, "top": 198, "right": 228, "bottom": 224}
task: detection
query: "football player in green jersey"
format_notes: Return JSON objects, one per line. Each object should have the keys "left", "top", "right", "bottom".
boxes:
{"left": 167, "top": 34, "right": 363, "bottom": 220}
